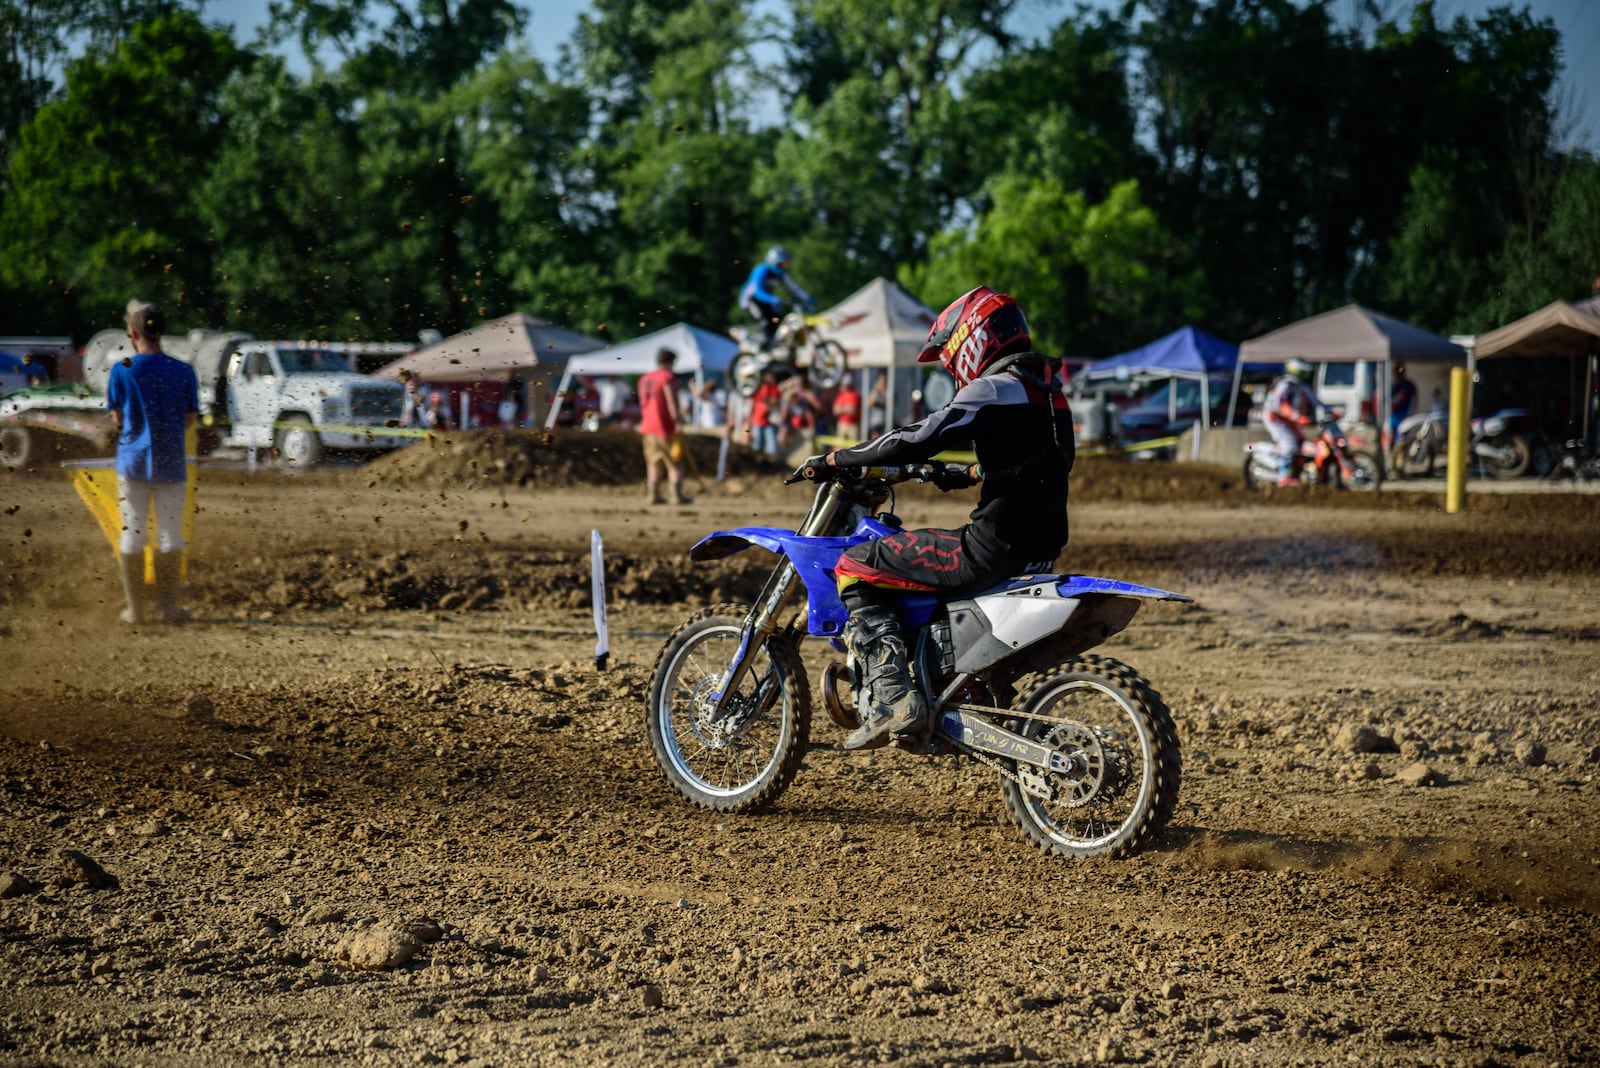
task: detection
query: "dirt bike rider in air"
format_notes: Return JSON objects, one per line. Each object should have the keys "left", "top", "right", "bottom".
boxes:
{"left": 738, "top": 246, "right": 815, "bottom": 351}
{"left": 1262, "top": 358, "right": 1321, "bottom": 486}
{"left": 817, "top": 287, "right": 1075, "bottom": 750}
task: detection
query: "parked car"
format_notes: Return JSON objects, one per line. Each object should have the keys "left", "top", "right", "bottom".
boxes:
{"left": 1118, "top": 376, "right": 1251, "bottom": 454}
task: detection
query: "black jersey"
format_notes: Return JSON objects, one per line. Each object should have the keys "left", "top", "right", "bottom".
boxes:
{"left": 832, "top": 368, "right": 1075, "bottom": 569}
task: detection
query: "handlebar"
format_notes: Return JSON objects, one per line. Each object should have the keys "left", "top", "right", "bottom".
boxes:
{"left": 785, "top": 457, "right": 979, "bottom": 490}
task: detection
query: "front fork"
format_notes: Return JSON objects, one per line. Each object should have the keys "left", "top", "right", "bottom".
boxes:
{"left": 708, "top": 481, "right": 871, "bottom": 726}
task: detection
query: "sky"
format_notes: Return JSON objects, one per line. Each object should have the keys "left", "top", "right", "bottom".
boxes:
{"left": 203, "top": 0, "right": 1600, "bottom": 150}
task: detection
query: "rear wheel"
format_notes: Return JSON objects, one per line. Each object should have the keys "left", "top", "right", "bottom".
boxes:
{"left": 999, "top": 655, "right": 1180, "bottom": 858}
{"left": 1241, "top": 451, "right": 1274, "bottom": 490}
{"left": 1481, "top": 435, "right": 1531, "bottom": 480}
{"left": 646, "top": 604, "right": 810, "bottom": 813}
{"left": 1389, "top": 437, "right": 1435, "bottom": 479}
{"left": 728, "top": 352, "right": 764, "bottom": 398}
{"left": 0, "top": 426, "right": 36, "bottom": 470}
{"left": 276, "top": 416, "right": 322, "bottom": 469}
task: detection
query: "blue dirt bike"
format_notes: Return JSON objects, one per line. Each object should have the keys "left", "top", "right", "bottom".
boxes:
{"left": 645, "top": 459, "right": 1187, "bottom": 859}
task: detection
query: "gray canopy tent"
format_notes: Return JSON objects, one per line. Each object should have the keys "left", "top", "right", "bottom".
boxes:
{"left": 1229, "top": 304, "right": 1466, "bottom": 427}
{"left": 1467, "top": 299, "right": 1600, "bottom": 443}
{"left": 378, "top": 313, "right": 604, "bottom": 427}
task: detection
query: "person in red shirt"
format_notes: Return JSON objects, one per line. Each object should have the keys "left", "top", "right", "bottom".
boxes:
{"left": 638, "top": 348, "right": 691, "bottom": 505}
{"left": 831, "top": 378, "right": 862, "bottom": 442}
{"left": 748, "top": 370, "right": 782, "bottom": 458}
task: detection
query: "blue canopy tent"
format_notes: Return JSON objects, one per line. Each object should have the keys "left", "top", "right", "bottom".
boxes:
{"left": 1084, "top": 326, "right": 1241, "bottom": 380}
{"left": 1083, "top": 327, "right": 1270, "bottom": 457}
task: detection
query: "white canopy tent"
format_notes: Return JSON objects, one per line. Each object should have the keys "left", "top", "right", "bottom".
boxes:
{"left": 818, "top": 277, "right": 938, "bottom": 432}
{"left": 544, "top": 322, "right": 739, "bottom": 428}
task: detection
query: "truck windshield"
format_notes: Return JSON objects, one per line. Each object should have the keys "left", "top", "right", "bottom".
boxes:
{"left": 276, "top": 348, "right": 352, "bottom": 374}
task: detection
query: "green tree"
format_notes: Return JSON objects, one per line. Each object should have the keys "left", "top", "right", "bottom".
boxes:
{"left": 0, "top": 9, "right": 246, "bottom": 334}
{"left": 439, "top": 50, "right": 604, "bottom": 332}
{"left": 902, "top": 176, "right": 1204, "bottom": 357}
{"left": 606, "top": 0, "right": 770, "bottom": 334}
{"left": 1477, "top": 154, "right": 1600, "bottom": 330}
{"left": 197, "top": 63, "right": 372, "bottom": 336}
{"left": 944, "top": 12, "right": 1141, "bottom": 205}
{"left": 761, "top": 0, "right": 1027, "bottom": 288}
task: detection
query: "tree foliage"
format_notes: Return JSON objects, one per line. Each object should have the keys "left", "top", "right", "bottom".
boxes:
{"left": 0, "top": 9, "right": 246, "bottom": 333}
{"left": 0, "top": 0, "right": 1595, "bottom": 361}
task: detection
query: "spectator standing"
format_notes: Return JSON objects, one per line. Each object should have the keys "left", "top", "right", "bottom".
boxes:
{"left": 638, "top": 347, "right": 691, "bottom": 505}
{"left": 595, "top": 376, "right": 627, "bottom": 427}
{"left": 399, "top": 370, "right": 424, "bottom": 427}
{"left": 696, "top": 379, "right": 727, "bottom": 431}
{"left": 423, "top": 389, "right": 451, "bottom": 430}
{"left": 864, "top": 373, "right": 889, "bottom": 436}
{"left": 749, "top": 370, "right": 783, "bottom": 458}
{"left": 832, "top": 377, "right": 862, "bottom": 443}
{"left": 1388, "top": 362, "right": 1417, "bottom": 450}
{"left": 780, "top": 373, "right": 820, "bottom": 456}
{"left": 106, "top": 298, "right": 199, "bottom": 625}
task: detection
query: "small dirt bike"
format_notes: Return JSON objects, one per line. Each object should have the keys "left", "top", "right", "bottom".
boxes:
{"left": 1242, "top": 416, "right": 1382, "bottom": 490}
{"left": 644, "top": 460, "right": 1186, "bottom": 859}
{"left": 727, "top": 311, "right": 848, "bottom": 398}
{"left": 1388, "top": 408, "right": 1533, "bottom": 480}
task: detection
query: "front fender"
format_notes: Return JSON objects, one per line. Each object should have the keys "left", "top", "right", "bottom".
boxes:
{"left": 688, "top": 519, "right": 894, "bottom": 637}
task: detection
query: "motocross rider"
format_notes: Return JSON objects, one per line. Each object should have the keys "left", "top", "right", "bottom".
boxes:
{"left": 1262, "top": 358, "right": 1321, "bottom": 486}
{"left": 738, "top": 246, "right": 814, "bottom": 351}
{"left": 819, "top": 287, "right": 1075, "bottom": 750}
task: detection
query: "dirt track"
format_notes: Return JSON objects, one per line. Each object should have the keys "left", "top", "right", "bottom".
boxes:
{"left": 2, "top": 431, "right": 1598, "bottom": 1066}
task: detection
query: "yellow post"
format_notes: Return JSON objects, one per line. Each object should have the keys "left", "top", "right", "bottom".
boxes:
{"left": 1445, "top": 366, "right": 1470, "bottom": 513}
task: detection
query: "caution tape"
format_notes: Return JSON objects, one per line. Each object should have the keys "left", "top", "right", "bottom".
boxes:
{"left": 261, "top": 421, "right": 433, "bottom": 439}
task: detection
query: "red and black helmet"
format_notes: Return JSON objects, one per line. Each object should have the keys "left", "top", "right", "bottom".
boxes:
{"left": 917, "top": 286, "right": 1032, "bottom": 390}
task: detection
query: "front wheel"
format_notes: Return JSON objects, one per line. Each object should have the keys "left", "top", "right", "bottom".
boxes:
{"left": 276, "top": 416, "right": 323, "bottom": 469}
{"left": 1339, "top": 450, "right": 1382, "bottom": 491}
{"left": 806, "top": 339, "right": 847, "bottom": 392}
{"left": 999, "top": 655, "right": 1180, "bottom": 858}
{"left": 646, "top": 604, "right": 810, "bottom": 813}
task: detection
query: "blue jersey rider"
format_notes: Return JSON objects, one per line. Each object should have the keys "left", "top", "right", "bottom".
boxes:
{"left": 739, "top": 246, "right": 814, "bottom": 351}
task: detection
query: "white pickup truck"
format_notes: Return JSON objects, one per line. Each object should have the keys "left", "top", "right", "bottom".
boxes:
{"left": 0, "top": 329, "right": 416, "bottom": 470}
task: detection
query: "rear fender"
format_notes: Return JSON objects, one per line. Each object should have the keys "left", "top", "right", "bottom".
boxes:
{"left": 947, "top": 575, "right": 1191, "bottom": 676}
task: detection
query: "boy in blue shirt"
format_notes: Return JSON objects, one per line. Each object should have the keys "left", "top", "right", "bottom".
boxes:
{"left": 106, "top": 299, "right": 199, "bottom": 623}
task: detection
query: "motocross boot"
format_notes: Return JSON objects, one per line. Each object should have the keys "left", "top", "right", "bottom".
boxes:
{"left": 842, "top": 605, "right": 926, "bottom": 751}
{"left": 117, "top": 552, "right": 148, "bottom": 625}
{"left": 152, "top": 552, "right": 190, "bottom": 624}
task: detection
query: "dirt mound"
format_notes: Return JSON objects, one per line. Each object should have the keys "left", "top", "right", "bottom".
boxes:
{"left": 364, "top": 429, "right": 782, "bottom": 489}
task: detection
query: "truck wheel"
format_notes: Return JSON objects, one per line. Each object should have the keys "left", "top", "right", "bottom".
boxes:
{"left": 0, "top": 426, "right": 36, "bottom": 471}
{"left": 276, "top": 416, "right": 323, "bottom": 469}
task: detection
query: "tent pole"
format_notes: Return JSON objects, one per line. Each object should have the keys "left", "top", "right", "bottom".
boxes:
{"left": 546, "top": 368, "right": 574, "bottom": 429}
{"left": 1226, "top": 358, "right": 1244, "bottom": 427}
{"left": 1197, "top": 377, "right": 1209, "bottom": 461}
{"left": 1585, "top": 349, "right": 1595, "bottom": 445}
